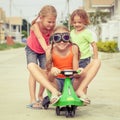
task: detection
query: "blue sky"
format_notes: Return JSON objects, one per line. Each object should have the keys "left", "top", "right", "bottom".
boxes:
{"left": 0, "top": 0, "right": 83, "bottom": 22}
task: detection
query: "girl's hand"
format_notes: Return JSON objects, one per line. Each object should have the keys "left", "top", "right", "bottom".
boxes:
{"left": 51, "top": 67, "right": 61, "bottom": 76}
{"left": 45, "top": 45, "right": 52, "bottom": 53}
{"left": 77, "top": 67, "right": 84, "bottom": 74}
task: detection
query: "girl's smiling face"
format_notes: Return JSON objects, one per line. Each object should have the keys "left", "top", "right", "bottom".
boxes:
{"left": 53, "top": 29, "right": 70, "bottom": 51}
{"left": 72, "top": 15, "right": 85, "bottom": 32}
{"left": 40, "top": 15, "right": 56, "bottom": 31}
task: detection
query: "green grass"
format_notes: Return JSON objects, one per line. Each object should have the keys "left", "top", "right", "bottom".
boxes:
{"left": 0, "top": 43, "right": 26, "bottom": 51}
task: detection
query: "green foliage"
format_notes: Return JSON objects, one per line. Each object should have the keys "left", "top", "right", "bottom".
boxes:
{"left": 0, "top": 43, "right": 25, "bottom": 51}
{"left": 22, "top": 30, "right": 27, "bottom": 38}
{"left": 22, "top": 19, "right": 31, "bottom": 37}
{"left": 96, "top": 40, "right": 118, "bottom": 53}
{"left": 89, "top": 9, "right": 110, "bottom": 25}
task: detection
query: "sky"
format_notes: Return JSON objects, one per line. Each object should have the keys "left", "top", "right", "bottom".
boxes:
{"left": 0, "top": 0, "right": 83, "bottom": 23}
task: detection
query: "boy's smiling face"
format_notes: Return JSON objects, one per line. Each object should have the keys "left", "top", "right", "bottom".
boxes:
{"left": 72, "top": 15, "right": 85, "bottom": 32}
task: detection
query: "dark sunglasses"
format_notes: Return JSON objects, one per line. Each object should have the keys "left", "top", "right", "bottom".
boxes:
{"left": 51, "top": 32, "right": 70, "bottom": 43}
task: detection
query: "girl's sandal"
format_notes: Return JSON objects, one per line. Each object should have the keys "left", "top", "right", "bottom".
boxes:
{"left": 26, "top": 102, "right": 43, "bottom": 109}
{"left": 79, "top": 94, "right": 91, "bottom": 104}
{"left": 50, "top": 94, "right": 61, "bottom": 105}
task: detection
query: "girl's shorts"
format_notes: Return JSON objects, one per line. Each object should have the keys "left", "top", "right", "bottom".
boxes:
{"left": 56, "top": 78, "right": 74, "bottom": 92}
{"left": 25, "top": 46, "right": 46, "bottom": 69}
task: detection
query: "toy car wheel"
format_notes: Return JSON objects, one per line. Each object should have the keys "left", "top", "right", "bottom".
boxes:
{"left": 44, "top": 104, "right": 49, "bottom": 109}
{"left": 56, "top": 106, "right": 60, "bottom": 115}
{"left": 70, "top": 110, "right": 75, "bottom": 117}
{"left": 65, "top": 110, "right": 70, "bottom": 117}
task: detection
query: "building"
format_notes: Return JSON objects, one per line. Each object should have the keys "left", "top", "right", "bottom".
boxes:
{"left": 83, "top": 0, "right": 120, "bottom": 50}
{"left": 5, "top": 17, "right": 22, "bottom": 42}
{"left": 0, "top": 7, "right": 22, "bottom": 43}
{"left": 83, "top": 0, "right": 115, "bottom": 16}
{"left": 0, "top": 8, "right": 6, "bottom": 43}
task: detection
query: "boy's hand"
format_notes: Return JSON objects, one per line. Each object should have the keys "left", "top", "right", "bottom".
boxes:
{"left": 73, "top": 68, "right": 84, "bottom": 78}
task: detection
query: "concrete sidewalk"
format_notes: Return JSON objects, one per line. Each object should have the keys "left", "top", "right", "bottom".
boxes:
{"left": 0, "top": 48, "right": 120, "bottom": 120}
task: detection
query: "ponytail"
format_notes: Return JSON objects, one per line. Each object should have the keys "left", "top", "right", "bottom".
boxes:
{"left": 31, "top": 15, "right": 39, "bottom": 25}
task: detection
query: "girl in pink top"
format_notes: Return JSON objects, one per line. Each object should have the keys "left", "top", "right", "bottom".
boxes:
{"left": 25, "top": 5, "right": 57, "bottom": 109}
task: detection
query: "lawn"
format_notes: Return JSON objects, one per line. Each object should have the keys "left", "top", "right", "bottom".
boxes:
{"left": 0, "top": 43, "right": 26, "bottom": 51}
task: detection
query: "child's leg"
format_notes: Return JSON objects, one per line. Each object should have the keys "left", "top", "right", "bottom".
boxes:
{"left": 27, "top": 73, "right": 43, "bottom": 109}
{"left": 76, "top": 59, "right": 101, "bottom": 96}
{"left": 28, "top": 63, "right": 61, "bottom": 104}
{"left": 38, "top": 85, "right": 45, "bottom": 101}
{"left": 29, "top": 74, "right": 36, "bottom": 103}
{"left": 37, "top": 54, "right": 46, "bottom": 102}
{"left": 28, "top": 63, "right": 61, "bottom": 96}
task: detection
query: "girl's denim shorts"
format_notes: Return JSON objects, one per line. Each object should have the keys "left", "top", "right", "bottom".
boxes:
{"left": 25, "top": 46, "right": 46, "bottom": 69}
{"left": 56, "top": 78, "right": 74, "bottom": 92}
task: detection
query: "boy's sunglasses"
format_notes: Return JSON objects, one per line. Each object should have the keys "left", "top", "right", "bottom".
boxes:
{"left": 51, "top": 33, "right": 70, "bottom": 43}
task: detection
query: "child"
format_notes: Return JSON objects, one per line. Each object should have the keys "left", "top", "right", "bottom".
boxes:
{"left": 25, "top": 5, "right": 57, "bottom": 109}
{"left": 47, "top": 25, "right": 101, "bottom": 104}
{"left": 70, "top": 9, "right": 98, "bottom": 68}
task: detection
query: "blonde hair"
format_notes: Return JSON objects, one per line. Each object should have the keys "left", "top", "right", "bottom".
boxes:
{"left": 52, "top": 25, "right": 69, "bottom": 34}
{"left": 31, "top": 5, "right": 57, "bottom": 25}
{"left": 70, "top": 9, "right": 90, "bottom": 25}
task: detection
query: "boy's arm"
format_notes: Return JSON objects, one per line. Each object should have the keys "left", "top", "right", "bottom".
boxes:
{"left": 31, "top": 23, "right": 48, "bottom": 51}
{"left": 91, "top": 42, "right": 98, "bottom": 59}
{"left": 72, "top": 45, "right": 79, "bottom": 70}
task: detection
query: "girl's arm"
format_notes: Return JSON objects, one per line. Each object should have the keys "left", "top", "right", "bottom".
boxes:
{"left": 31, "top": 23, "right": 48, "bottom": 51}
{"left": 46, "top": 45, "right": 53, "bottom": 71}
{"left": 72, "top": 44, "right": 79, "bottom": 70}
{"left": 91, "top": 42, "right": 98, "bottom": 59}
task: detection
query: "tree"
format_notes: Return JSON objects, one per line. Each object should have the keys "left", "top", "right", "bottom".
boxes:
{"left": 22, "top": 19, "right": 31, "bottom": 37}
{"left": 89, "top": 9, "right": 111, "bottom": 40}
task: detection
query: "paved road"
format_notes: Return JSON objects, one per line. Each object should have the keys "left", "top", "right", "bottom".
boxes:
{"left": 0, "top": 48, "right": 120, "bottom": 120}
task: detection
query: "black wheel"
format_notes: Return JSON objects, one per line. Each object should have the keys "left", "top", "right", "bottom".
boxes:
{"left": 65, "top": 110, "right": 70, "bottom": 117}
{"left": 70, "top": 109, "right": 75, "bottom": 117}
{"left": 42, "top": 96, "right": 50, "bottom": 109}
{"left": 44, "top": 104, "right": 49, "bottom": 109}
{"left": 56, "top": 106, "right": 60, "bottom": 115}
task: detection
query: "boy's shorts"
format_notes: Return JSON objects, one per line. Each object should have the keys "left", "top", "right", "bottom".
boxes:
{"left": 79, "top": 57, "right": 91, "bottom": 68}
{"left": 25, "top": 46, "right": 46, "bottom": 69}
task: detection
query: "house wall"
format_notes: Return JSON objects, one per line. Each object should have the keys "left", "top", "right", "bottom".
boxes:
{"left": 84, "top": 0, "right": 120, "bottom": 51}
{"left": 5, "top": 17, "right": 22, "bottom": 42}
{"left": 0, "top": 7, "right": 22, "bottom": 43}
{"left": 0, "top": 8, "right": 5, "bottom": 43}
{"left": 0, "top": 22, "right": 5, "bottom": 43}
{"left": 100, "top": 20, "right": 120, "bottom": 50}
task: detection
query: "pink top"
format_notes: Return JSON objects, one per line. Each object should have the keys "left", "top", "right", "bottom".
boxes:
{"left": 27, "top": 29, "right": 50, "bottom": 54}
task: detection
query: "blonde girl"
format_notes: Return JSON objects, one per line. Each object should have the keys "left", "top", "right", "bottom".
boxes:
{"left": 25, "top": 5, "right": 57, "bottom": 109}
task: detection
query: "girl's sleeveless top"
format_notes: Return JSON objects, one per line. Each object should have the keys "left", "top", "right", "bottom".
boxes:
{"left": 52, "top": 46, "right": 73, "bottom": 78}
{"left": 27, "top": 29, "right": 50, "bottom": 54}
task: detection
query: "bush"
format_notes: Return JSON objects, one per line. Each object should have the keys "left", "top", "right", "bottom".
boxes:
{"left": 0, "top": 43, "right": 25, "bottom": 51}
{"left": 96, "top": 40, "right": 118, "bottom": 53}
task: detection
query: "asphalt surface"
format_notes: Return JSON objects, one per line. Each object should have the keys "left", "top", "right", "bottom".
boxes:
{"left": 0, "top": 48, "right": 120, "bottom": 120}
